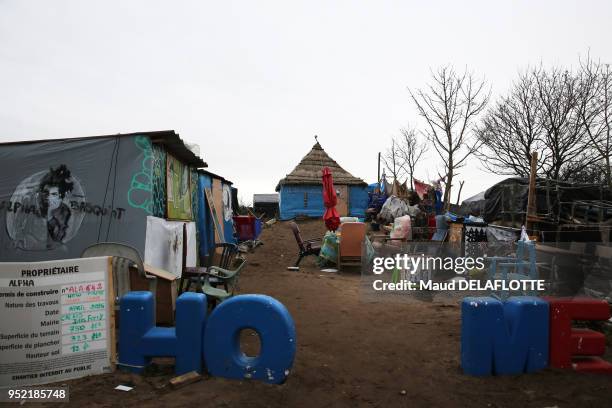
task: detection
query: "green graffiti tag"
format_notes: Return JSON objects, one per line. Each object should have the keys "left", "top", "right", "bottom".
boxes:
{"left": 127, "top": 136, "right": 154, "bottom": 214}
{"left": 151, "top": 144, "right": 167, "bottom": 218}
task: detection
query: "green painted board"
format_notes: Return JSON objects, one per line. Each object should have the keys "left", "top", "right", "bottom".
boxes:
{"left": 166, "top": 153, "right": 192, "bottom": 220}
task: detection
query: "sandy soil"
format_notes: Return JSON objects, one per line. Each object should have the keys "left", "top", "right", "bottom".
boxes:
{"left": 32, "top": 220, "right": 612, "bottom": 407}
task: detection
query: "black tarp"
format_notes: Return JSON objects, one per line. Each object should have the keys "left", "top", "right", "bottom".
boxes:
{"left": 483, "top": 177, "right": 612, "bottom": 225}
{"left": 231, "top": 187, "right": 239, "bottom": 216}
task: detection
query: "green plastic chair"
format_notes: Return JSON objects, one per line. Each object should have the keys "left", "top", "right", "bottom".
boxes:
{"left": 202, "top": 257, "right": 247, "bottom": 306}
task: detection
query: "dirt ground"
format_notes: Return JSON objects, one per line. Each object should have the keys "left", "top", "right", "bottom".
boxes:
{"left": 34, "top": 220, "right": 612, "bottom": 407}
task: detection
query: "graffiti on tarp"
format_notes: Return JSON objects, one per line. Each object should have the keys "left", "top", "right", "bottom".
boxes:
{"left": 222, "top": 183, "right": 232, "bottom": 222}
{"left": 0, "top": 200, "right": 126, "bottom": 218}
{"left": 5, "top": 165, "right": 85, "bottom": 250}
{"left": 3, "top": 165, "right": 127, "bottom": 251}
{"left": 152, "top": 144, "right": 167, "bottom": 218}
{"left": 127, "top": 136, "right": 154, "bottom": 214}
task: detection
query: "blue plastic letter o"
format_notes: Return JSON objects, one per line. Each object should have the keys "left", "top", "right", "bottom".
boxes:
{"left": 203, "top": 294, "right": 296, "bottom": 384}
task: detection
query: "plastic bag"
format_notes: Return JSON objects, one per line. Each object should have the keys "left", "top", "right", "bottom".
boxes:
{"left": 318, "top": 231, "right": 339, "bottom": 266}
{"left": 406, "top": 204, "right": 421, "bottom": 217}
{"left": 390, "top": 215, "right": 412, "bottom": 241}
{"left": 520, "top": 225, "right": 530, "bottom": 242}
{"left": 378, "top": 196, "right": 409, "bottom": 223}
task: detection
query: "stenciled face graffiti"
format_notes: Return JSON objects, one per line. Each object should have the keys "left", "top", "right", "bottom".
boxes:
{"left": 6, "top": 165, "right": 86, "bottom": 250}
{"left": 222, "top": 184, "right": 233, "bottom": 222}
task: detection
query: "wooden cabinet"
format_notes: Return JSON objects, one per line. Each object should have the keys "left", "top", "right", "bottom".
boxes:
{"left": 130, "top": 264, "right": 178, "bottom": 326}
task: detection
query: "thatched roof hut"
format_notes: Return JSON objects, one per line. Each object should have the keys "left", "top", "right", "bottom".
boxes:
{"left": 276, "top": 142, "right": 368, "bottom": 220}
{"left": 276, "top": 142, "right": 366, "bottom": 190}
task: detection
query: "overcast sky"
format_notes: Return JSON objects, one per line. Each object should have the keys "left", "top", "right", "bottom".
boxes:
{"left": 2, "top": 1, "right": 611, "bottom": 204}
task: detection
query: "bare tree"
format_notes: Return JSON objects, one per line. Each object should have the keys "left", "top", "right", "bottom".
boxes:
{"left": 578, "top": 57, "right": 612, "bottom": 186}
{"left": 455, "top": 180, "right": 465, "bottom": 205}
{"left": 476, "top": 71, "right": 546, "bottom": 177}
{"left": 535, "top": 66, "right": 596, "bottom": 180}
{"left": 436, "top": 171, "right": 448, "bottom": 199}
{"left": 409, "top": 66, "right": 489, "bottom": 211}
{"left": 477, "top": 61, "right": 606, "bottom": 183}
{"left": 396, "top": 126, "right": 428, "bottom": 190}
{"left": 381, "top": 138, "right": 405, "bottom": 183}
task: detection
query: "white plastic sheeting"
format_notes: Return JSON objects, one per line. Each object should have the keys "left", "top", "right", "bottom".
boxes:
{"left": 378, "top": 196, "right": 408, "bottom": 223}
{"left": 378, "top": 196, "right": 420, "bottom": 223}
{"left": 144, "top": 216, "right": 197, "bottom": 278}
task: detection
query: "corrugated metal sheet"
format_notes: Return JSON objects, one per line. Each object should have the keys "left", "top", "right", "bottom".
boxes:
{"left": 198, "top": 169, "right": 232, "bottom": 185}
{"left": 148, "top": 130, "right": 207, "bottom": 168}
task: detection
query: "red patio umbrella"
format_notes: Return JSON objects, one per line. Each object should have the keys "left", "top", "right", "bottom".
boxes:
{"left": 322, "top": 167, "right": 340, "bottom": 231}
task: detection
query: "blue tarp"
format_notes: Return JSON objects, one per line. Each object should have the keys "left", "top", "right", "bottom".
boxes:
{"left": 196, "top": 174, "right": 215, "bottom": 260}
{"left": 279, "top": 185, "right": 324, "bottom": 220}
{"left": 279, "top": 184, "right": 369, "bottom": 220}
{"left": 197, "top": 175, "right": 236, "bottom": 260}
{"left": 349, "top": 186, "right": 369, "bottom": 217}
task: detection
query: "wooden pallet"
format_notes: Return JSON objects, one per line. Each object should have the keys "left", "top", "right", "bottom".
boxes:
{"left": 204, "top": 187, "right": 225, "bottom": 243}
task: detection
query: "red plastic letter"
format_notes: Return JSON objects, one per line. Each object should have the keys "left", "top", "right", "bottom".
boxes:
{"left": 545, "top": 297, "right": 612, "bottom": 374}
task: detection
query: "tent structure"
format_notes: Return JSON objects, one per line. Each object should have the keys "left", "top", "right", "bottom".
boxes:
{"left": 276, "top": 142, "right": 368, "bottom": 220}
{"left": 460, "top": 191, "right": 487, "bottom": 216}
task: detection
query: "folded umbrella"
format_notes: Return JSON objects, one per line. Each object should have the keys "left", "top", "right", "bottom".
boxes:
{"left": 322, "top": 167, "right": 340, "bottom": 232}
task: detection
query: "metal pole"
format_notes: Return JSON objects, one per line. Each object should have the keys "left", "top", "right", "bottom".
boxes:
{"left": 526, "top": 151, "right": 538, "bottom": 234}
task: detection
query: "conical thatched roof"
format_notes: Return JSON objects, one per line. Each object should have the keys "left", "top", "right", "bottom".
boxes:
{"left": 276, "top": 142, "right": 366, "bottom": 191}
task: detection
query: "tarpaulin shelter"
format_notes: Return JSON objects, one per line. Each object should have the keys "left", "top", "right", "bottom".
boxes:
{"left": 413, "top": 178, "right": 432, "bottom": 200}
{"left": 460, "top": 191, "right": 487, "bottom": 216}
{"left": 276, "top": 142, "right": 368, "bottom": 220}
{"left": 0, "top": 130, "right": 207, "bottom": 263}
{"left": 482, "top": 177, "right": 612, "bottom": 226}
{"left": 196, "top": 169, "right": 237, "bottom": 264}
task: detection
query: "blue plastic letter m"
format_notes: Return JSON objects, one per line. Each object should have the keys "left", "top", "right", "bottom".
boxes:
{"left": 461, "top": 296, "right": 549, "bottom": 376}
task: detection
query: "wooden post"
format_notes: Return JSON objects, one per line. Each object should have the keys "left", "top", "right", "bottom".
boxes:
{"left": 377, "top": 152, "right": 381, "bottom": 183}
{"left": 107, "top": 256, "right": 117, "bottom": 367}
{"left": 526, "top": 151, "right": 538, "bottom": 233}
{"left": 204, "top": 187, "right": 224, "bottom": 243}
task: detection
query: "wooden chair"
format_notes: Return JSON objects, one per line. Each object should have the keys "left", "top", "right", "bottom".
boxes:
{"left": 289, "top": 221, "right": 322, "bottom": 266}
{"left": 179, "top": 222, "right": 239, "bottom": 294}
{"left": 338, "top": 222, "right": 366, "bottom": 270}
{"left": 177, "top": 222, "right": 245, "bottom": 307}
{"left": 210, "top": 243, "right": 240, "bottom": 269}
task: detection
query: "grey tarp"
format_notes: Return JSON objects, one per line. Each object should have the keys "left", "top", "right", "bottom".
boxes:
{"left": 0, "top": 135, "right": 152, "bottom": 261}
